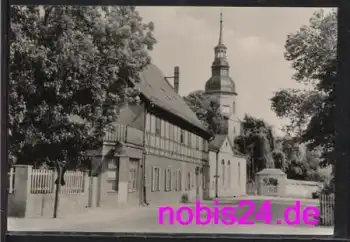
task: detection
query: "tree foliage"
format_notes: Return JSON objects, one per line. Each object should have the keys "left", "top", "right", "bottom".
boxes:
{"left": 278, "top": 136, "right": 326, "bottom": 181}
{"left": 183, "top": 90, "right": 226, "bottom": 135}
{"left": 235, "top": 115, "right": 325, "bottom": 182}
{"left": 9, "top": 6, "right": 156, "bottom": 169}
{"left": 270, "top": 9, "right": 337, "bottom": 166}
{"left": 234, "top": 115, "right": 276, "bottom": 178}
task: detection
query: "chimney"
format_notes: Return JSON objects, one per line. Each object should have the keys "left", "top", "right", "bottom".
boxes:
{"left": 174, "top": 66, "right": 179, "bottom": 94}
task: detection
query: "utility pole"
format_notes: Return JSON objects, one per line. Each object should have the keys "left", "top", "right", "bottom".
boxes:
{"left": 215, "top": 152, "right": 219, "bottom": 198}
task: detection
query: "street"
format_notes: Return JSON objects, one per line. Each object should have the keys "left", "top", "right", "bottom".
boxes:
{"left": 8, "top": 198, "right": 332, "bottom": 235}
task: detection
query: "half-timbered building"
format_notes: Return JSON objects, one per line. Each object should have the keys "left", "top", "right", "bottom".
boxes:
{"left": 93, "top": 64, "right": 212, "bottom": 208}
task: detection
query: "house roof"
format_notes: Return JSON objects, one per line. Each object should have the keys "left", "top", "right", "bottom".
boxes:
{"left": 132, "top": 64, "right": 210, "bottom": 136}
{"left": 209, "top": 134, "right": 247, "bottom": 158}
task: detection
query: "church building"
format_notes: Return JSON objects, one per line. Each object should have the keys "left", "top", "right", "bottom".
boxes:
{"left": 204, "top": 12, "right": 247, "bottom": 198}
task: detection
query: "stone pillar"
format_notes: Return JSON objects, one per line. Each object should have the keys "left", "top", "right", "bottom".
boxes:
{"left": 117, "top": 155, "right": 129, "bottom": 206}
{"left": 12, "top": 165, "right": 32, "bottom": 217}
{"left": 277, "top": 174, "right": 287, "bottom": 197}
{"left": 88, "top": 176, "right": 99, "bottom": 208}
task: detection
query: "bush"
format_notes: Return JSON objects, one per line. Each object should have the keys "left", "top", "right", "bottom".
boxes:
{"left": 312, "top": 191, "right": 320, "bottom": 199}
{"left": 180, "top": 193, "right": 189, "bottom": 203}
{"left": 322, "top": 178, "right": 334, "bottom": 195}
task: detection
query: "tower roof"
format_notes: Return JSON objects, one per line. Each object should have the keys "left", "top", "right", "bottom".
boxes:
{"left": 205, "top": 11, "right": 236, "bottom": 95}
{"left": 216, "top": 11, "right": 226, "bottom": 49}
{"left": 205, "top": 75, "right": 236, "bottom": 94}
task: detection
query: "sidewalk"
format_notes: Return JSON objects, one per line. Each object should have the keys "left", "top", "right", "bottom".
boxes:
{"left": 8, "top": 203, "right": 165, "bottom": 231}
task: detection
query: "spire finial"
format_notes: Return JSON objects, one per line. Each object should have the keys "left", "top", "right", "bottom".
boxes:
{"left": 218, "top": 10, "right": 223, "bottom": 45}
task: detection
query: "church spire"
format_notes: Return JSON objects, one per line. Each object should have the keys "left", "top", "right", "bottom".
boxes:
{"left": 218, "top": 10, "right": 223, "bottom": 45}
{"left": 213, "top": 11, "right": 227, "bottom": 61}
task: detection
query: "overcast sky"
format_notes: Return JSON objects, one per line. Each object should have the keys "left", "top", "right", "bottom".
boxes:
{"left": 137, "top": 7, "right": 335, "bottom": 135}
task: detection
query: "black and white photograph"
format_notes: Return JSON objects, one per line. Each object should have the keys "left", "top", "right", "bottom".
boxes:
{"left": 7, "top": 5, "right": 337, "bottom": 235}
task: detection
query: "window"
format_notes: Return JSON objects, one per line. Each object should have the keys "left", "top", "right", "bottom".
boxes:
{"left": 128, "top": 167, "right": 137, "bottom": 192}
{"left": 146, "top": 114, "right": 151, "bottom": 132}
{"left": 222, "top": 105, "right": 230, "bottom": 113}
{"left": 232, "top": 101, "right": 236, "bottom": 113}
{"left": 220, "top": 69, "right": 228, "bottom": 76}
{"left": 150, "top": 115, "right": 156, "bottom": 132}
{"left": 169, "top": 124, "right": 174, "bottom": 140}
{"left": 192, "top": 172, "right": 195, "bottom": 188}
{"left": 176, "top": 170, "right": 182, "bottom": 191}
{"left": 188, "top": 132, "right": 192, "bottom": 147}
{"left": 238, "top": 162, "right": 241, "bottom": 186}
{"left": 152, "top": 167, "right": 160, "bottom": 192}
{"left": 172, "top": 170, "right": 176, "bottom": 191}
{"left": 196, "top": 135, "right": 199, "bottom": 150}
{"left": 202, "top": 168, "right": 206, "bottom": 190}
{"left": 186, "top": 172, "right": 191, "bottom": 191}
{"left": 202, "top": 139, "right": 206, "bottom": 151}
{"left": 107, "top": 160, "right": 119, "bottom": 191}
{"left": 155, "top": 117, "right": 161, "bottom": 136}
{"left": 161, "top": 120, "right": 165, "bottom": 137}
{"left": 165, "top": 121, "right": 169, "bottom": 138}
{"left": 165, "top": 168, "right": 172, "bottom": 191}
{"left": 174, "top": 126, "right": 178, "bottom": 142}
{"left": 180, "top": 129, "right": 185, "bottom": 143}
{"left": 228, "top": 160, "right": 231, "bottom": 188}
{"left": 222, "top": 160, "right": 225, "bottom": 186}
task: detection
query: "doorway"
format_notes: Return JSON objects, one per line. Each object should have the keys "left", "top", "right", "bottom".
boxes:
{"left": 128, "top": 158, "right": 140, "bottom": 205}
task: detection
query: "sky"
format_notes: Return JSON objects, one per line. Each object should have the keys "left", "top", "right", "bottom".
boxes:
{"left": 136, "top": 7, "right": 335, "bottom": 136}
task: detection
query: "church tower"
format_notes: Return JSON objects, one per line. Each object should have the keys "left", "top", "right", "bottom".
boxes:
{"left": 204, "top": 12, "right": 240, "bottom": 145}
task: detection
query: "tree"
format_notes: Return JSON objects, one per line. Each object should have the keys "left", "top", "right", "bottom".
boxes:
{"left": 234, "top": 115, "right": 276, "bottom": 178}
{"left": 183, "top": 90, "right": 226, "bottom": 135}
{"left": 9, "top": 6, "right": 157, "bottom": 169}
{"left": 272, "top": 140, "right": 287, "bottom": 171}
{"left": 270, "top": 9, "right": 337, "bottom": 166}
{"left": 235, "top": 115, "right": 324, "bottom": 182}
{"left": 279, "top": 137, "right": 325, "bottom": 181}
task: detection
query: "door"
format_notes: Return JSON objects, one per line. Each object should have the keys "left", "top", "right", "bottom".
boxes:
{"left": 128, "top": 159, "right": 140, "bottom": 205}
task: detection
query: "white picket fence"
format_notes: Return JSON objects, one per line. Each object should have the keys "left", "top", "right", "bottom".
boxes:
{"left": 30, "top": 168, "right": 86, "bottom": 194}
{"left": 7, "top": 167, "right": 86, "bottom": 195}
{"left": 319, "top": 193, "right": 335, "bottom": 226}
